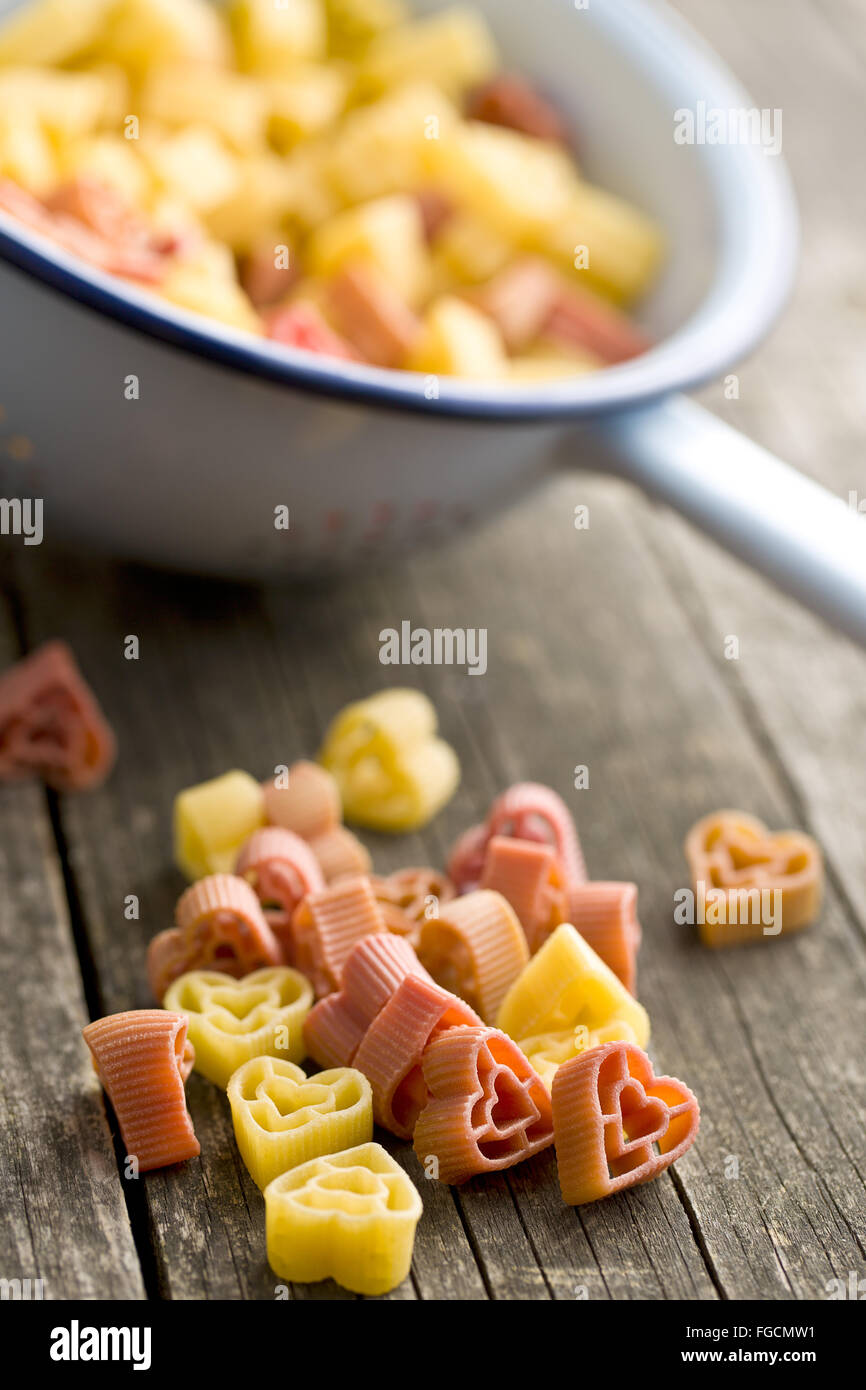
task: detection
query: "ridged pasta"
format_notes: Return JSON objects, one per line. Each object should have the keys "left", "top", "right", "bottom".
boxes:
{"left": 264, "top": 1142, "right": 422, "bottom": 1296}
{"left": 291, "top": 874, "right": 385, "bottom": 997}
{"left": 567, "top": 882, "right": 641, "bottom": 994}
{"left": 303, "top": 933, "right": 432, "bottom": 1069}
{"left": 163, "top": 966, "right": 313, "bottom": 1088}
{"left": 147, "top": 873, "right": 283, "bottom": 1000}
{"left": 479, "top": 836, "right": 568, "bottom": 954}
{"left": 551, "top": 1041, "right": 699, "bottom": 1205}
{"left": 82, "top": 1010, "right": 200, "bottom": 1173}
{"left": 417, "top": 889, "right": 529, "bottom": 1022}
{"left": 352, "top": 973, "right": 480, "bottom": 1137}
{"left": 413, "top": 1024, "right": 553, "bottom": 1184}
{"left": 236, "top": 826, "right": 324, "bottom": 960}
{"left": 228, "top": 1056, "right": 373, "bottom": 1189}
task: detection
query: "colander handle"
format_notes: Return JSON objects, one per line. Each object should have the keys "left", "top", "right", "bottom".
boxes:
{"left": 592, "top": 394, "right": 866, "bottom": 647}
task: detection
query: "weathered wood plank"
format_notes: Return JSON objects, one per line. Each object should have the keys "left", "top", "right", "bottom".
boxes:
{"left": 0, "top": 592, "right": 145, "bottom": 1301}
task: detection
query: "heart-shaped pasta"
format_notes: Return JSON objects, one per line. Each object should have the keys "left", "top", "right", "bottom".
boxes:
{"left": 0, "top": 640, "right": 115, "bottom": 791}
{"left": 479, "top": 836, "right": 568, "bottom": 954}
{"left": 318, "top": 688, "right": 459, "bottom": 832}
{"left": 291, "top": 874, "right": 386, "bottom": 997}
{"left": 303, "top": 933, "right": 432, "bottom": 1070}
{"left": 236, "top": 826, "right": 324, "bottom": 961}
{"left": 552, "top": 1041, "right": 699, "bottom": 1204}
{"left": 264, "top": 1142, "right": 422, "bottom": 1295}
{"left": 684, "top": 809, "right": 823, "bottom": 946}
{"left": 228, "top": 1056, "right": 372, "bottom": 1190}
{"left": 147, "top": 874, "right": 283, "bottom": 1001}
{"left": 163, "top": 967, "right": 313, "bottom": 1088}
{"left": 82, "top": 1010, "right": 199, "bottom": 1174}
{"left": 352, "top": 973, "right": 481, "bottom": 1138}
{"left": 413, "top": 1025, "right": 553, "bottom": 1184}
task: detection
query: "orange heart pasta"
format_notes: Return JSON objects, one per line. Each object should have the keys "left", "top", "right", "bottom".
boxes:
{"left": 0, "top": 640, "right": 116, "bottom": 791}
{"left": 236, "top": 826, "right": 325, "bottom": 961}
{"left": 551, "top": 1040, "right": 699, "bottom": 1205}
{"left": 567, "top": 882, "right": 642, "bottom": 995}
{"left": 413, "top": 1025, "right": 553, "bottom": 1184}
{"left": 303, "top": 934, "right": 433, "bottom": 1070}
{"left": 479, "top": 836, "right": 568, "bottom": 954}
{"left": 417, "top": 888, "right": 529, "bottom": 1023}
{"left": 352, "top": 974, "right": 481, "bottom": 1138}
{"left": 162, "top": 967, "right": 313, "bottom": 1088}
{"left": 291, "top": 874, "right": 386, "bottom": 997}
{"left": 369, "top": 866, "right": 456, "bottom": 948}
{"left": 147, "top": 874, "right": 283, "bottom": 1001}
{"left": 82, "top": 1010, "right": 200, "bottom": 1174}
{"left": 684, "top": 810, "right": 823, "bottom": 946}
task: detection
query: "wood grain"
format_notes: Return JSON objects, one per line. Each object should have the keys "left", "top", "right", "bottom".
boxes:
{"left": 0, "top": 594, "right": 144, "bottom": 1301}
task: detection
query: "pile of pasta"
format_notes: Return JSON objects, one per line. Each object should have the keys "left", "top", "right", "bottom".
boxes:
{"left": 83, "top": 687, "right": 703, "bottom": 1297}
{"left": 0, "top": 0, "right": 662, "bottom": 380}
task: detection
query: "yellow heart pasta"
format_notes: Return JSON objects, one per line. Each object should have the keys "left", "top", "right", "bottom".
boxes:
{"left": 228, "top": 1056, "right": 373, "bottom": 1188}
{"left": 318, "top": 688, "right": 459, "bottom": 832}
{"left": 163, "top": 966, "right": 313, "bottom": 1087}
{"left": 264, "top": 1141, "right": 422, "bottom": 1294}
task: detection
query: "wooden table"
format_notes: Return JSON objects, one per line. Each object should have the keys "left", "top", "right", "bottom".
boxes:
{"left": 1, "top": 0, "right": 865, "bottom": 1301}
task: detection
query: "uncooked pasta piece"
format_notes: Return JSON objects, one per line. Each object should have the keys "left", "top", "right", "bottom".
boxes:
{"left": 318, "top": 688, "right": 459, "bottom": 832}
{"left": 486, "top": 783, "right": 586, "bottom": 888}
{"left": 0, "top": 640, "right": 116, "bottom": 790}
{"left": 236, "top": 826, "right": 324, "bottom": 960}
{"left": 303, "top": 933, "right": 432, "bottom": 1069}
{"left": 446, "top": 821, "right": 489, "bottom": 893}
{"left": 352, "top": 973, "right": 480, "bottom": 1138}
{"left": 369, "top": 866, "right": 455, "bottom": 947}
{"left": 265, "top": 1142, "right": 422, "bottom": 1296}
{"left": 262, "top": 760, "right": 341, "bottom": 840}
{"left": 417, "top": 889, "right": 529, "bottom": 1023}
{"left": 82, "top": 1010, "right": 199, "bottom": 1173}
{"left": 307, "top": 824, "right": 372, "bottom": 882}
{"left": 228, "top": 1056, "right": 373, "bottom": 1189}
{"left": 480, "top": 835, "right": 568, "bottom": 953}
{"left": 147, "top": 874, "right": 282, "bottom": 1000}
{"left": 518, "top": 1020, "right": 642, "bottom": 1092}
{"left": 551, "top": 1041, "right": 699, "bottom": 1205}
{"left": 496, "top": 924, "right": 649, "bottom": 1087}
{"left": 173, "top": 769, "right": 265, "bottom": 879}
{"left": 567, "top": 882, "right": 641, "bottom": 994}
{"left": 447, "top": 781, "right": 586, "bottom": 894}
{"left": 291, "top": 875, "right": 385, "bottom": 997}
{"left": 684, "top": 810, "right": 823, "bottom": 946}
{"left": 413, "top": 1024, "right": 553, "bottom": 1184}
{"left": 163, "top": 966, "right": 313, "bottom": 1088}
